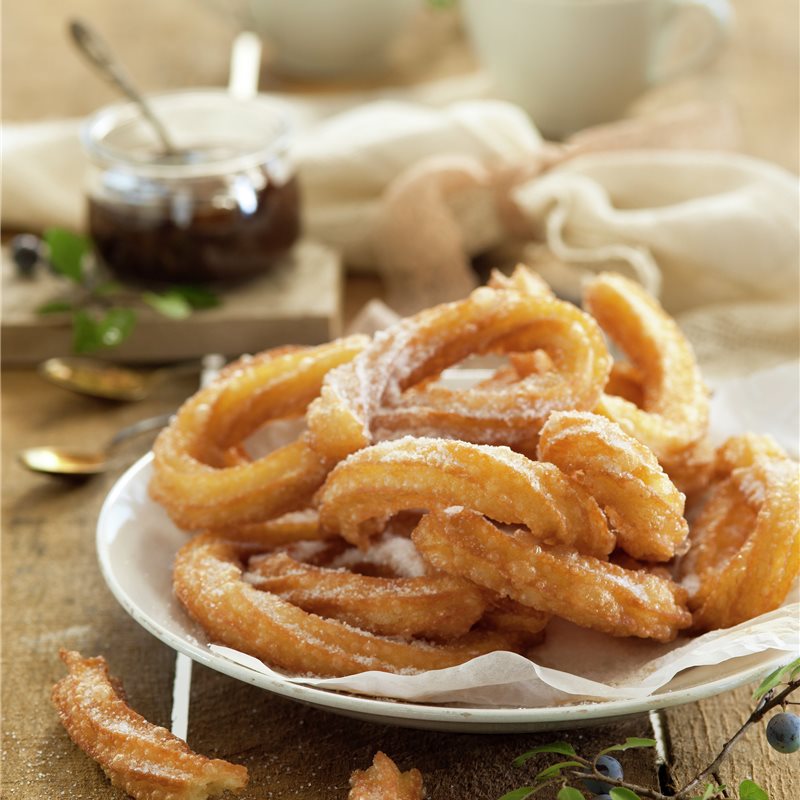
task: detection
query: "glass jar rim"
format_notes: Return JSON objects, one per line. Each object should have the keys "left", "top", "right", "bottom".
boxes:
{"left": 81, "top": 89, "right": 296, "bottom": 179}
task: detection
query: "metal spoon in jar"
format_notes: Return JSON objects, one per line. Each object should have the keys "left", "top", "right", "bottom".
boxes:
{"left": 18, "top": 412, "right": 172, "bottom": 476}
{"left": 68, "top": 18, "right": 179, "bottom": 158}
{"left": 38, "top": 357, "right": 202, "bottom": 402}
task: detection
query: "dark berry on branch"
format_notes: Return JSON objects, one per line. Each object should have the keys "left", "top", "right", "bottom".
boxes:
{"left": 11, "top": 234, "right": 45, "bottom": 278}
{"left": 581, "top": 754, "right": 624, "bottom": 793}
{"left": 766, "top": 711, "right": 800, "bottom": 754}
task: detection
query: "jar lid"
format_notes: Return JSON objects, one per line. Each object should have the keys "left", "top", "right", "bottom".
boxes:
{"left": 82, "top": 89, "right": 295, "bottom": 178}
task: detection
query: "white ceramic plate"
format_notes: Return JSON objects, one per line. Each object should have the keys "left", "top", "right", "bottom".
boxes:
{"left": 97, "top": 449, "right": 786, "bottom": 733}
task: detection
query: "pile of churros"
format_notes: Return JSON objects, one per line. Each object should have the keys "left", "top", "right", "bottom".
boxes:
{"left": 52, "top": 266, "right": 799, "bottom": 800}
{"left": 151, "top": 266, "right": 798, "bottom": 672}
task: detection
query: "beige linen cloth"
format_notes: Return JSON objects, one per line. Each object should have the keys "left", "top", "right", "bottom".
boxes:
{"left": 3, "top": 99, "right": 797, "bottom": 378}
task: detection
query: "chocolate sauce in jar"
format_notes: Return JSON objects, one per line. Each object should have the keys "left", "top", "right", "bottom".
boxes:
{"left": 88, "top": 172, "right": 300, "bottom": 283}
{"left": 82, "top": 91, "right": 301, "bottom": 284}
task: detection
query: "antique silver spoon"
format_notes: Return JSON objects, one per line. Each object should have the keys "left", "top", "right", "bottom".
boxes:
{"left": 18, "top": 412, "right": 172, "bottom": 476}
{"left": 69, "top": 18, "right": 179, "bottom": 157}
{"left": 38, "top": 356, "right": 201, "bottom": 402}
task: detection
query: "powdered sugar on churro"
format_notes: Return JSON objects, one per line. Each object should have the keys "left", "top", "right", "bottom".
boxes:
{"left": 330, "top": 535, "right": 427, "bottom": 578}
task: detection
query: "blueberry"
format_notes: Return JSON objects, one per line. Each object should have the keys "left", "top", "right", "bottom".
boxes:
{"left": 766, "top": 711, "right": 800, "bottom": 754}
{"left": 11, "top": 234, "right": 44, "bottom": 278}
{"left": 581, "top": 754, "right": 623, "bottom": 793}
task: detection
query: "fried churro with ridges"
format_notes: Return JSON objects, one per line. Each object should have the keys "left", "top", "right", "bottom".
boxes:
{"left": 413, "top": 508, "right": 691, "bottom": 642}
{"left": 174, "top": 534, "right": 525, "bottom": 677}
{"left": 51, "top": 649, "right": 247, "bottom": 800}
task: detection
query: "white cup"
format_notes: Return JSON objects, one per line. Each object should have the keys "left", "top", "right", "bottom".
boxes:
{"left": 462, "top": 0, "right": 732, "bottom": 138}
{"left": 248, "top": 0, "right": 422, "bottom": 78}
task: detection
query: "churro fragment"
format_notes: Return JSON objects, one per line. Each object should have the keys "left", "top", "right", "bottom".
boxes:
{"left": 51, "top": 649, "right": 247, "bottom": 800}
{"left": 348, "top": 752, "right": 425, "bottom": 800}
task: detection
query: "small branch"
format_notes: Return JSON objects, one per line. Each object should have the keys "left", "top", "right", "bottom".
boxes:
{"left": 520, "top": 777, "right": 564, "bottom": 797}
{"left": 717, "top": 775, "right": 732, "bottom": 798}
{"left": 565, "top": 768, "right": 668, "bottom": 800}
{"left": 677, "top": 678, "right": 800, "bottom": 799}
{"left": 513, "top": 677, "right": 798, "bottom": 800}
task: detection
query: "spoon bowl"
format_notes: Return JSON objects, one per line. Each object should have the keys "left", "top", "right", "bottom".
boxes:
{"left": 19, "top": 447, "right": 110, "bottom": 476}
{"left": 38, "top": 357, "right": 200, "bottom": 402}
{"left": 18, "top": 412, "right": 172, "bottom": 477}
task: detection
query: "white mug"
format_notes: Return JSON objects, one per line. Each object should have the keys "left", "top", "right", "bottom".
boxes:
{"left": 248, "top": 0, "right": 422, "bottom": 78}
{"left": 461, "top": 0, "right": 732, "bottom": 138}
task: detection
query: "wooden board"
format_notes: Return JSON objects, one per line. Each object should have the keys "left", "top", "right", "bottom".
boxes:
{"left": 1, "top": 240, "right": 342, "bottom": 364}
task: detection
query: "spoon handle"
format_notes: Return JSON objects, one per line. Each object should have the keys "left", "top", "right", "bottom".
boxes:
{"left": 229, "top": 31, "right": 262, "bottom": 100}
{"left": 106, "top": 412, "right": 173, "bottom": 452}
{"left": 152, "top": 360, "right": 205, "bottom": 384}
{"left": 69, "top": 19, "right": 177, "bottom": 155}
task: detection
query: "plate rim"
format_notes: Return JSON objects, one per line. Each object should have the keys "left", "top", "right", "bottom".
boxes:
{"left": 96, "top": 452, "right": 788, "bottom": 728}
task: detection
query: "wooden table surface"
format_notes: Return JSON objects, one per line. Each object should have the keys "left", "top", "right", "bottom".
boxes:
{"left": 2, "top": 0, "right": 798, "bottom": 798}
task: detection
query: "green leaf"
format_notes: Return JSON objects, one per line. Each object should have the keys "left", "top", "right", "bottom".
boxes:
{"left": 497, "top": 788, "right": 537, "bottom": 800}
{"left": 97, "top": 308, "right": 136, "bottom": 347}
{"left": 533, "top": 761, "right": 584, "bottom": 783}
{"left": 781, "top": 657, "right": 800, "bottom": 682}
{"left": 93, "top": 280, "right": 125, "bottom": 296}
{"left": 72, "top": 309, "right": 103, "bottom": 353}
{"left": 688, "top": 787, "right": 725, "bottom": 800}
{"left": 556, "top": 788, "right": 584, "bottom": 800}
{"left": 610, "top": 789, "right": 642, "bottom": 800}
{"left": 513, "top": 742, "right": 577, "bottom": 767}
{"left": 142, "top": 290, "right": 192, "bottom": 320}
{"left": 44, "top": 228, "right": 90, "bottom": 283}
{"left": 168, "top": 284, "right": 221, "bottom": 310}
{"left": 72, "top": 308, "right": 137, "bottom": 354}
{"left": 36, "top": 299, "right": 74, "bottom": 315}
{"left": 599, "top": 737, "right": 657, "bottom": 755}
{"left": 739, "top": 779, "right": 769, "bottom": 800}
{"left": 753, "top": 658, "right": 800, "bottom": 700}
{"left": 754, "top": 666, "right": 784, "bottom": 700}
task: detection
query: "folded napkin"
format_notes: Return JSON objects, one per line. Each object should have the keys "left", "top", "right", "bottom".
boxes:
{"left": 3, "top": 98, "right": 797, "bottom": 378}
{"left": 514, "top": 151, "right": 799, "bottom": 379}
{"left": 308, "top": 98, "right": 796, "bottom": 378}
{"left": 3, "top": 119, "right": 87, "bottom": 234}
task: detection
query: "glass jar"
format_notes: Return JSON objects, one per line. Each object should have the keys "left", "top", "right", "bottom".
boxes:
{"left": 82, "top": 90, "right": 301, "bottom": 284}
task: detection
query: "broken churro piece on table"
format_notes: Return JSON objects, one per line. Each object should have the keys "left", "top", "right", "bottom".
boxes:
{"left": 51, "top": 649, "right": 248, "bottom": 800}
{"left": 348, "top": 751, "right": 425, "bottom": 800}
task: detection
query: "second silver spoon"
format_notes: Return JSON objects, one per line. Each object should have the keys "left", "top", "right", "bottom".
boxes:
{"left": 39, "top": 357, "right": 202, "bottom": 402}
{"left": 19, "top": 412, "right": 172, "bottom": 476}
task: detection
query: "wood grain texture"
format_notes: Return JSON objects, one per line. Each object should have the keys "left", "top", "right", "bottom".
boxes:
{"left": 187, "top": 663, "right": 658, "bottom": 800}
{"left": 1, "top": 242, "right": 343, "bottom": 365}
{"left": 1, "top": 381, "right": 185, "bottom": 798}
{"left": 664, "top": 682, "right": 800, "bottom": 799}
